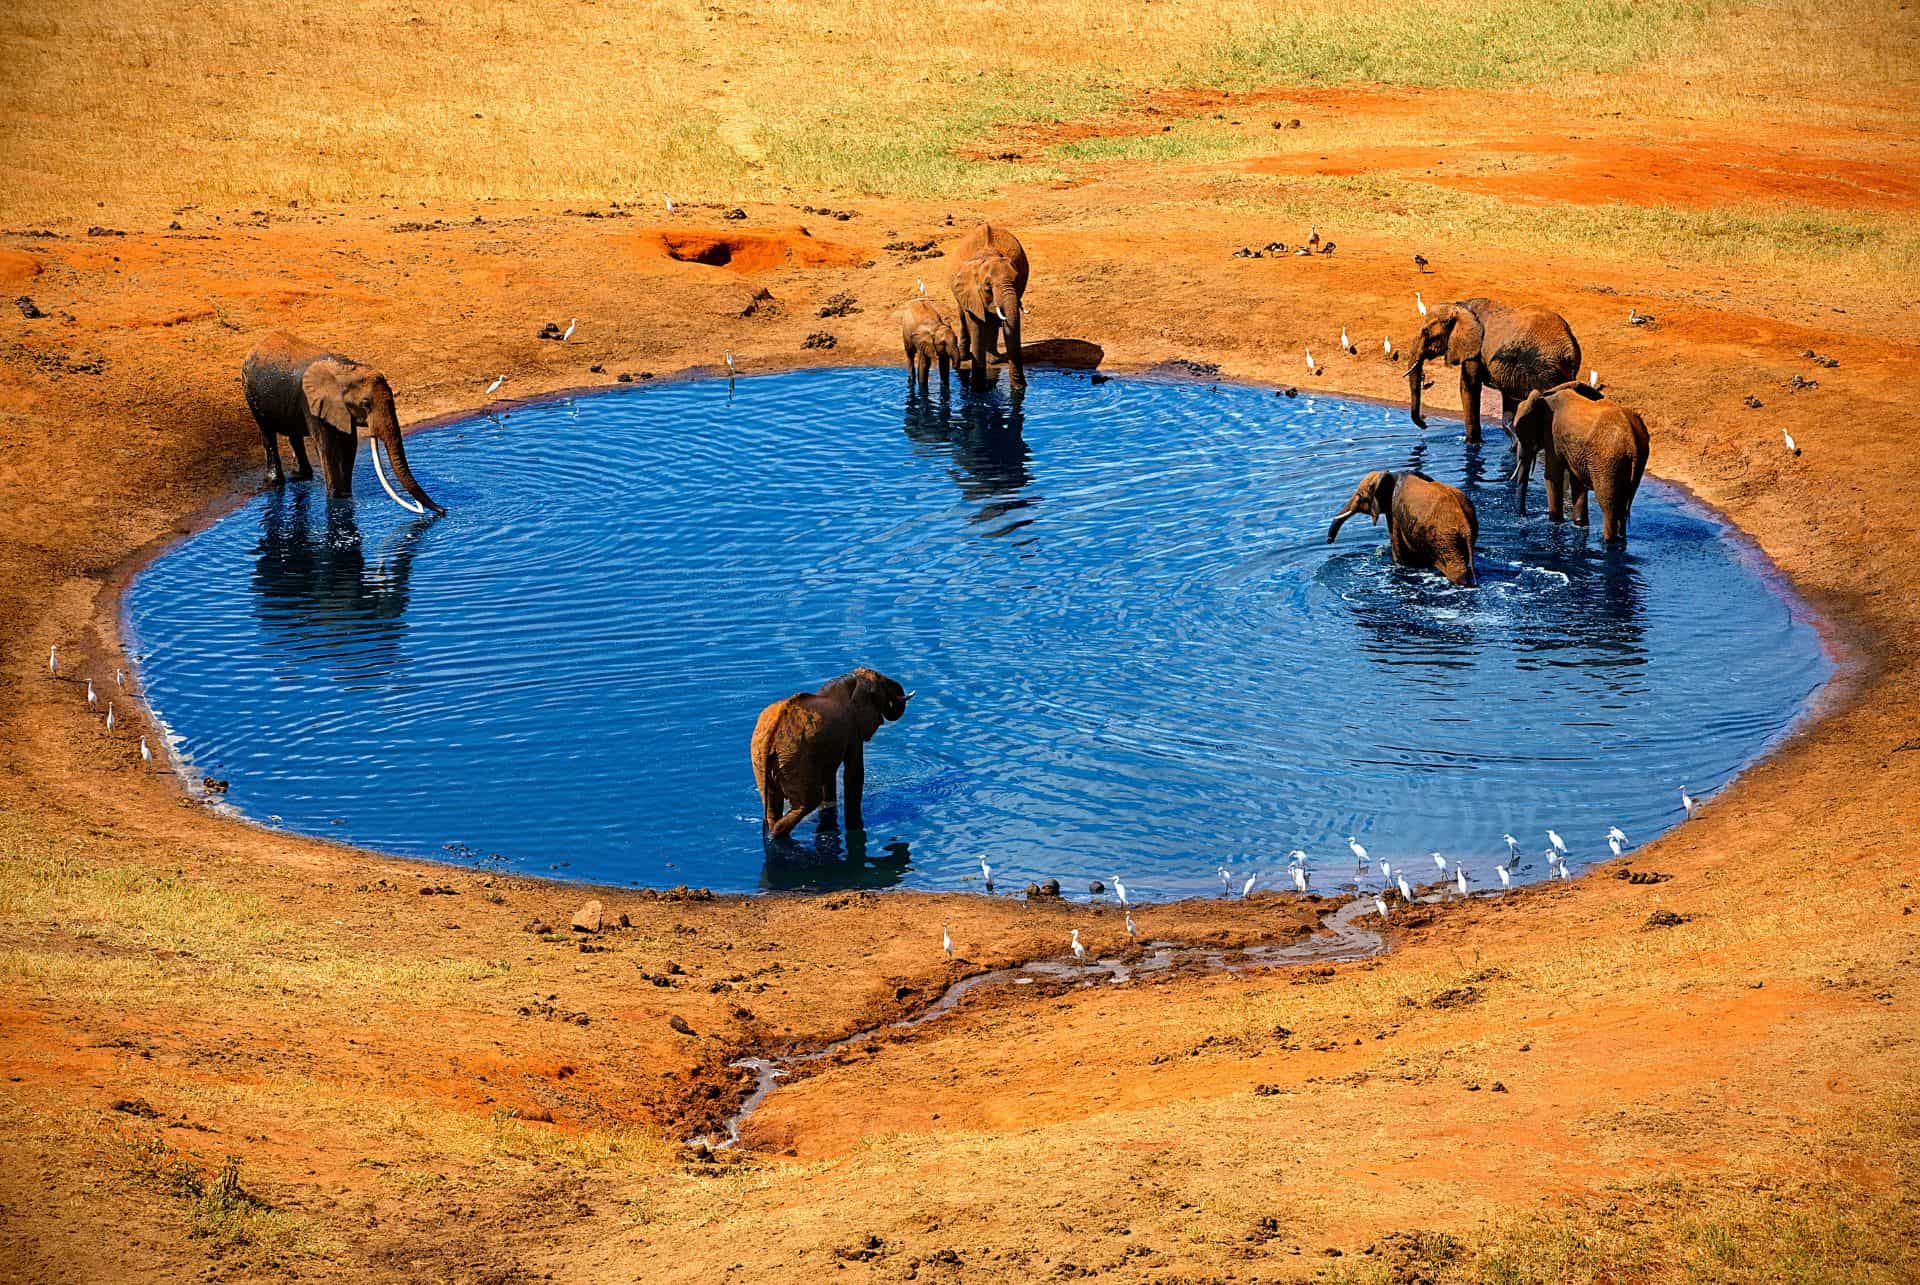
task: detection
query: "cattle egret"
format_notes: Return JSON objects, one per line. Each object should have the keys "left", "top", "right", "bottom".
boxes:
{"left": 1431, "top": 852, "right": 1447, "bottom": 872}
{"left": 561, "top": 318, "right": 577, "bottom": 342}
{"left": 1397, "top": 874, "right": 1414, "bottom": 903}
{"left": 105, "top": 702, "right": 115, "bottom": 732}
{"left": 916, "top": 278, "right": 926, "bottom": 297}
{"left": 1589, "top": 369, "right": 1600, "bottom": 388}
{"left": 1496, "top": 864, "right": 1511, "bottom": 890}
{"left": 1681, "top": 787, "right": 1697, "bottom": 819}
{"left": 1125, "top": 910, "right": 1137, "bottom": 939}
{"left": 48, "top": 645, "right": 57, "bottom": 676}
{"left": 115, "top": 669, "right": 125, "bottom": 688}
{"left": 979, "top": 854, "right": 992, "bottom": 887}
{"left": 86, "top": 679, "right": 96, "bottom": 705}
{"left": 1242, "top": 872, "right": 1258, "bottom": 898}
{"left": 1218, "top": 867, "right": 1232, "bottom": 896}
{"left": 1503, "top": 833, "right": 1519, "bottom": 860}
{"left": 1380, "top": 859, "right": 1392, "bottom": 880}
{"left": 663, "top": 194, "right": 675, "bottom": 214}
{"left": 1558, "top": 861, "right": 1572, "bottom": 882}
{"left": 1305, "top": 349, "right": 1317, "bottom": 375}
{"left": 1112, "top": 875, "right": 1129, "bottom": 907}
{"left": 1784, "top": 430, "right": 1800, "bottom": 456}
{"left": 1291, "top": 865, "right": 1308, "bottom": 893}
{"left": 1456, "top": 867, "right": 1469, "bottom": 896}
{"left": 1340, "top": 327, "right": 1352, "bottom": 352}
{"left": 1547, "top": 829, "right": 1568, "bottom": 857}
{"left": 1416, "top": 292, "right": 1428, "bottom": 317}
{"left": 726, "top": 352, "right": 736, "bottom": 376}
{"left": 1374, "top": 896, "right": 1390, "bottom": 920}
{"left": 942, "top": 923, "right": 952, "bottom": 958}
{"left": 1608, "top": 825, "right": 1627, "bottom": 845}
{"left": 1607, "top": 833, "right": 1624, "bottom": 857}
{"left": 485, "top": 375, "right": 504, "bottom": 397}
{"left": 1348, "top": 836, "right": 1369, "bottom": 864}
{"left": 1382, "top": 336, "right": 1394, "bottom": 359}
{"left": 140, "top": 736, "right": 152, "bottom": 764}
{"left": 1070, "top": 928, "right": 1085, "bottom": 961}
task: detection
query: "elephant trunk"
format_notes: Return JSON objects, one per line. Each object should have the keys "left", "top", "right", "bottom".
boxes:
{"left": 369, "top": 388, "right": 445, "bottom": 515}
{"left": 1406, "top": 359, "right": 1427, "bottom": 428}
{"left": 1326, "top": 505, "right": 1356, "bottom": 544}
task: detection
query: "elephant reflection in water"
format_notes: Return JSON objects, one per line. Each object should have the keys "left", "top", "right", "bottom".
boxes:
{"left": 250, "top": 488, "right": 433, "bottom": 679}
{"left": 760, "top": 830, "right": 913, "bottom": 892}
{"left": 901, "top": 385, "right": 1033, "bottom": 526}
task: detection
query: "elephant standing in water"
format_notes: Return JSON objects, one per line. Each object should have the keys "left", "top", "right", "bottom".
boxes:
{"left": 1512, "top": 382, "right": 1650, "bottom": 544}
{"left": 242, "top": 333, "right": 445, "bottom": 514}
{"left": 949, "top": 223, "right": 1029, "bottom": 391}
{"left": 1405, "top": 299, "right": 1580, "bottom": 443}
{"left": 898, "top": 299, "right": 962, "bottom": 394}
{"left": 1327, "top": 469, "right": 1480, "bottom": 586}
{"left": 751, "top": 668, "right": 912, "bottom": 840}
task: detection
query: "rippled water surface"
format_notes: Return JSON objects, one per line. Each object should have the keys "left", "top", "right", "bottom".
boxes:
{"left": 125, "top": 368, "right": 1830, "bottom": 897}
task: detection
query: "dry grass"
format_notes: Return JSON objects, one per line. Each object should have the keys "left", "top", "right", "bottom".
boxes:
{"left": 3, "top": 0, "right": 1907, "bottom": 224}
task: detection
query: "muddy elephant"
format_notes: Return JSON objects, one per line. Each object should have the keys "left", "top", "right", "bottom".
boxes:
{"left": 1511, "top": 382, "right": 1650, "bottom": 544}
{"left": 751, "top": 668, "right": 913, "bottom": 839}
{"left": 949, "top": 223, "right": 1029, "bottom": 391}
{"left": 241, "top": 333, "right": 444, "bottom": 514}
{"left": 899, "top": 299, "right": 962, "bottom": 394}
{"left": 1327, "top": 469, "right": 1479, "bottom": 586}
{"left": 1405, "top": 299, "right": 1581, "bottom": 443}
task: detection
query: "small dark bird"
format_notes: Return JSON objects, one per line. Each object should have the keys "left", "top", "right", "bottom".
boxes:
{"left": 1320, "top": 242, "right": 1335, "bottom": 255}
{"left": 1306, "top": 225, "right": 1320, "bottom": 250}
{"left": 1413, "top": 254, "right": 1429, "bottom": 270}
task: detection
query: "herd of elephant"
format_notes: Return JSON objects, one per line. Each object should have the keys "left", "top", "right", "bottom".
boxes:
{"left": 236, "top": 220, "right": 1651, "bottom": 848}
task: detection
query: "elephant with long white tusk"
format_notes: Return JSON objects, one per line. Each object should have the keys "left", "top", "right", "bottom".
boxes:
{"left": 1402, "top": 298, "right": 1581, "bottom": 443}
{"left": 949, "top": 223, "right": 1030, "bottom": 392}
{"left": 241, "top": 332, "right": 446, "bottom": 515}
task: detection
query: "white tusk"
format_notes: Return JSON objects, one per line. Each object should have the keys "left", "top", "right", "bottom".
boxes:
{"left": 372, "top": 440, "right": 426, "bottom": 515}
{"left": 904, "top": 690, "right": 916, "bottom": 700}
{"left": 995, "top": 307, "right": 1008, "bottom": 323}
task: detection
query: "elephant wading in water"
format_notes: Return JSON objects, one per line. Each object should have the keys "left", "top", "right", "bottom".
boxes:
{"left": 1406, "top": 299, "right": 1580, "bottom": 443}
{"left": 1512, "top": 382, "right": 1650, "bottom": 544}
{"left": 1327, "top": 469, "right": 1480, "bottom": 586}
{"left": 949, "top": 223, "right": 1029, "bottom": 391}
{"left": 241, "top": 333, "right": 445, "bottom": 515}
{"left": 751, "top": 668, "right": 912, "bottom": 840}
{"left": 898, "top": 299, "right": 962, "bottom": 394}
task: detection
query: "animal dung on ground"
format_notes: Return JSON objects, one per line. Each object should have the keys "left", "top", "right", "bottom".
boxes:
{"left": 802, "top": 331, "right": 837, "bottom": 350}
{"left": 668, "top": 1015, "right": 696, "bottom": 1036}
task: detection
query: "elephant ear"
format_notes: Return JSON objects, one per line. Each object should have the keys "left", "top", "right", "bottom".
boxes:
{"left": 1513, "top": 390, "right": 1551, "bottom": 438}
{"left": 1445, "top": 306, "right": 1484, "bottom": 367}
{"left": 301, "top": 360, "right": 354, "bottom": 435}
{"left": 1369, "top": 470, "right": 1396, "bottom": 521}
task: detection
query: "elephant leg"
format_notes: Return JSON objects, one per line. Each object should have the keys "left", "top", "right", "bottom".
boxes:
{"left": 1512, "top": 448, "right": 1533, "bottom": 514}
{"left": 843, "top": 742, "right": 865, "bottom": 831}
{"left": 259, "top": 423, "right": 286, "bottom": 486}
{"left": 760, "top": 766, "right": 786, "bottom": 831}
{"left": 967, "top": 317, "right": 991, "bottom": 389}
{"left": 1460, "top": 370, "right": 1483, "bottom": 443}
{"left": 1544, "top": 454, "right": 1566, "bottom": 522}
{"left": 938, "top": 351, "right": 951, "bottom": 391}
{"left": 287, "top": 431, "right": 314, "bottom": 481}
{"left": 1006, "top": 337, "right": 1025, "bottom": 390}
{"left": 770, "top": 786, "right": 821, "bottom": 839}
{"left": 1571, "top": 484, "right": 1591, "bottom": 527}
{"left": 816, "top": 772, "right": 839, "bottom": 832}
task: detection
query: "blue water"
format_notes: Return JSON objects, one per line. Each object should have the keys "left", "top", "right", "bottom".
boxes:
{"left": 124, "top": 367, "right": 1830, "bottom": 898}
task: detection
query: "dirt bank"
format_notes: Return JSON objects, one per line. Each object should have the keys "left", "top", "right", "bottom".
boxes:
{"left": 3, "top": 88, "right": 1918, "bottom": 1282}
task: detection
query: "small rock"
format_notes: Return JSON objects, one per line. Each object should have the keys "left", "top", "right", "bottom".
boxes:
{"left": 1642, "top": 909, "right": 1690, "bottom": 930}
{"left": 1743, "top": 394, "right": 1763, "bottom": 408}
{"left": 572, "top": 900, "right": 604, "bottom": 933}
{"left": 1491, "top": 1081, "right": 1508, "bottom": 1092}
{"left": 15, "top": 296, "right": 46, "bottom": 319}
{"left": 669, "top": 1015, "right": 695, "bottom": 1036}
{"left": 111, "top": 1097, "right": 159, "bottom": 1118}
{"left": 801, "top": 331, "right": 837, "bottom": 350}
{"left": 818, "top": 292, "right": 859, "bottom": 318}
{"left": 523, "top": 918, "right": 550, "bottom": 934}
{"left": 722, "top": 207, "right": 747, "bottom": 220}
{"left": 1088, "top": 880, "right": 1105, "bottom": 894}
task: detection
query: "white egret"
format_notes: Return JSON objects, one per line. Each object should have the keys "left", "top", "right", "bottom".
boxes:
{"left": 1112, "top": 875, "right": 1129, "bottom": 907}
{"left": 485, "top": 374, "right": 505, "bottom": 397}
{"left": 1456, "top": 867, "right": 1469, "bottom": 896}
{"left": 916, "top": 278, "right": 926, "bottom": 297}
{"left": 1681, "top": 787, "right": 1697, "bottom": 819}
{"left": 1397, "top": 874, "right": 1414, "bottom": 903}
{"left": 725, "top": 352, "right": 736, "bottom": 377}
{"left": 1416, "top": 291, "right": 1428, "bottom": 317}
{"left": 1218, "top": 866, "right": 1232, "bottom": 897}
{"left": 1607, "top": 833, "right": 1624, "bottom": 857}
{"left": 140, "top": 736, "right": 152, "bottom": 764}
{"left": 1380, "top": 859, "right": 1392, "bottom": 880}
{"left": 1431, "top": 852, "right": 1447, "bottom": 872}
{"left": 48, "top": 644, "right": 57, "bottom": 676}
{"left": 1125, "top": 910, "right": 1137, "bottom": 939}
{"left": 1784, "top": 429, "right": 1800, "bottom": 456}
{"left": 1608, "top": 825, "right": 1627, "bottom": 845}
{"left": 1383, "top": 336, "right": 1395, "bottom": 359}
{"left": 1305, "top": 348, "right": 1317, "bottom": 375}
{"left": 1496, "top": 864, "right": 1511, "bottom": 890}
{"left": 1070, "top": 928, "right": 1085, "bottom": 961}
{"left": 1374, "top": 895, "right": 1390, "bottom": 921}
{"left": 561, "top": 318, "right": 577, "bottom": 342}
{"left": 1242, "top": 872, "right": 1258, "bottom": 898}
{"left": 1340, "top": 327, "right": 1351, "bottom": 352}
{"left": 663, "top": 194, "right": 675, "bottom": 214}
{"left": 1348, "top": 836, "right": 1369, "bottom": 864}
{"left": 942, "top": 923, "right": 952, "bottom": 958}
{"left": 1291, "top": 865, "right": 1308, "bottom": 893}
{"left": 115, "top": 669, "right": 125, "bottom": 688}
{"left": 1558, "top": 861, "right": 1572, "bottom": 882}
{"left": 1503, "top": 833, "right": 1519, "bottom": 861}
{"left": 1547, "top": 829, "right": 1568, "bottom": 858}
{"left": 979, "top": 854, "right": 993, "bottom": 887}
{"left": 104, "top": 702, "right": 115, "bottom": 732}
{"left": 1589, "top": 369, "right": 1600, "bottom": 388}
{"left": 86, "top": 679, "right": 96, "bottom": 705}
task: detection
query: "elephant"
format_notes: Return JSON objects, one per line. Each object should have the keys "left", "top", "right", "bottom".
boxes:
{"left": 241, "top": 332, "right": 445, "bottom": 514}
{"left": 1327, "top": 469, "right": 1479, "bottom": 586}
{"left": 751, "top": 668, "right": 913, "bottom": 839}
{"left": 899, "top": 299, "right": 962, "bottom": 394}
{"left": 949, "top": 223, "right": 1029, "bottom": 391}
{"left": 1405, "top": 299, "right": 1581, "bottom": 443}
{"left": 1511, "top": 382, "right": 1650, "bottom": 544}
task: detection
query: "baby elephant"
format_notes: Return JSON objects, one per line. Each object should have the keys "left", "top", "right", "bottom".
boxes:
{"left": 1327, "top": 470, "right": 1479, "bottom": 586}
{"left": 898, "top": 300, "right": 962, "bottom": 394}
{"left": 1511, "top": 383, "right": 1650, "bottom": 544}
{"left": 751, "top": 668, "right": 913, "bottom": 839}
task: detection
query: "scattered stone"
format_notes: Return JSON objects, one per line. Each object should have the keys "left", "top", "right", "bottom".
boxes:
{"left": 1090, "top": 373, "right": 1110, "bottom": 385}
{"left": 418, "top": 884, "right": 457, "bottom": 896}
{"left": 571, "top": 900, "right": 604, "bottom": 933}
{"left": 834, "top": 1234, "right": 888, "bottom": 1263}
{"left": 1232, "top": 246, "right": 1263, "bottom": 259}
{"left": 1614, "top": 867, "right": 1672, "bottom": 885}
{"left": 1491, "top": 1081, "right": 1508, "bottom": 1092}
{"left": 536, "top": 321, "right": 563, "bottom": 340}
{"left": 16, "top": 296, "right": 45, "bottom": 319}
{"left": 1025, "top": 879, "right": 1063, "bottom": 900}
{"left": 86, "top": 226, "right": 126, "bottom": 237}
{"left": 1642, "top": 909, "right": 1691, "bottom": 930}
{"left": 1167, "top": 358, "right": 1220, "bottom": 378}
{"left": 518, "top": 996, "right": 589, "bottom": 1025}
{"left": 202, "top": 778, "right": 229, "bottom": 794}
{"left": 668, "top": 1015, "right": 695, "bottom": 1036}
{"left": 883, "top": 238, "right": 936, "bottom": 254}
{"left": 722, "top": 207, "right": 748, "bottom": 220}
{"left": 818, "top": 292, "right": 859, "bottom": 318}
{"left": 1802, "top": 349, "right": 1840, "bottom": 368}
{"left": 1743, "top": 394, "right": 1763, "bottom": 408}
{"left": 1785, "top": 373, "right": 1819, "bottom": 391}
{"left": 1280, "top": 386, "right": 1298, "bottom": 398}
{"left": 1253, "top": 1084, "right": 1282, "bottom": 1097}
{"left": 1427, "top": 985, "right": 1483, "bottom": 1010}
{"left": 988, "top": 151, "right": 1022, "bottom": 161}
{"left": 523, "top": 917, "right": 551, "bottom": 934}
{"left": 111, "top": 1097, "right": 159, "bottom": 1118}
{"left": 1088, "top": 879, "right": 1106, "bottom": 894}
{"left": 802, "top": 331, "right": 837, "bottom": 350}
{"left": 589, "top": 363, "right": 605, "bottom": 373}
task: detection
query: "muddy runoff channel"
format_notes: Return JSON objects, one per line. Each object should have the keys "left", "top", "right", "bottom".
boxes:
{"left": 692, "top": 895, "right": 1388, "bottom": 1150}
